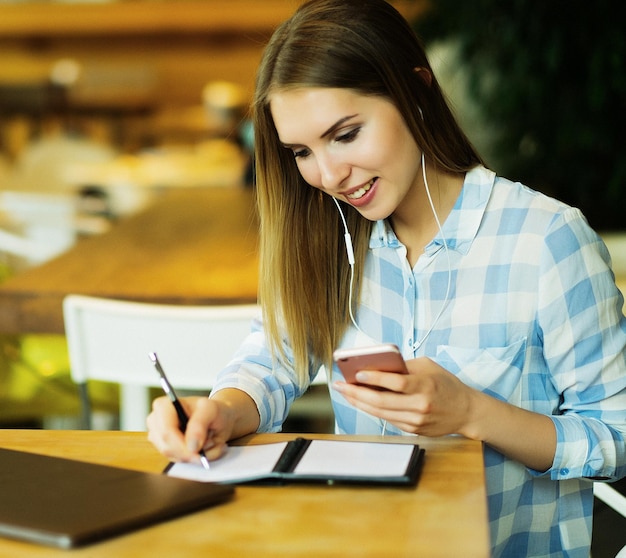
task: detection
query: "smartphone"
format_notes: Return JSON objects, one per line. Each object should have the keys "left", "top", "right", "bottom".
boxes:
{"left": 333, "top": 343, "right": 408, "bottom": 385}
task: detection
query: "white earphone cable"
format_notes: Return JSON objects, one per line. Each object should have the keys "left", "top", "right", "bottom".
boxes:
{"left": 413, "top": 152, "right": 452, "bottom": 351}
{"left": 332, "top": 153, "right": 454, "bottom": 436}
{"left": 381, "top": 155, "right": 453, "bottom": 436}
{"left": 332, "top": 196, "right": 366, "bottom": 336}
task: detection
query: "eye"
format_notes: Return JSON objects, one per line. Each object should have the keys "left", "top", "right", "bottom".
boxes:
{"left": 335, "top": 127, "right": 360, "bottom": 144}
{"left": 293, "top": 147, "right": 311, "bottom": 159}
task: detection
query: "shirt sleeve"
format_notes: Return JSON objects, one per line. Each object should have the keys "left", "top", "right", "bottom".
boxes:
{"left": 209, "top": 314, "right": 319, "bottom": 432}
{"left": 537, "top": 207, "right": 626, "bottom": 480}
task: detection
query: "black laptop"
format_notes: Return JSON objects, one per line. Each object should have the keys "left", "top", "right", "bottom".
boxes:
{"left": 0, "top": 448, "right": 234, "bottom": 549}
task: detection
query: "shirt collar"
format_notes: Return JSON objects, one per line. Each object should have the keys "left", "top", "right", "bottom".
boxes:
{"left": 370, "top": 165, "right": 495, "bottom": 256}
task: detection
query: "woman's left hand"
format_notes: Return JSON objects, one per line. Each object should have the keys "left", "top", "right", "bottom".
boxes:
{"left": 333, "top": 357, "right": 477, "bottom": 437}
{"left": 334, "top": 356, "right": 557, "bottom": 471}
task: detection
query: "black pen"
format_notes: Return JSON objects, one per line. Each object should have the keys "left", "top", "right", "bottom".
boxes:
{"left": 149, "top": 352, "right": 211, "bottom": 470}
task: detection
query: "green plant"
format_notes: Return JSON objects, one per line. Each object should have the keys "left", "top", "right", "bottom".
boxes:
{"left": 415, "top": 0, "right": 625, "bottom": 231}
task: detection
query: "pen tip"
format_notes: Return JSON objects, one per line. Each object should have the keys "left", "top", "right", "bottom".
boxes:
{"left": 148, "top": 352, "right": 157, "bottom": 361}
{"left": 199, "top": 453, "right": 211, "bottom": 471}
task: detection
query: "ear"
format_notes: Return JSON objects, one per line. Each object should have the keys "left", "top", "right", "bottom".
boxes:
{"left": 413, "top": 66, "right": 432, "bottom": 87}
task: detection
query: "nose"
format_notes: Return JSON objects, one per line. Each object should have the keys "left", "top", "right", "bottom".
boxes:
{"left": 317, "top": 152, "right": 350, "bottom": 191}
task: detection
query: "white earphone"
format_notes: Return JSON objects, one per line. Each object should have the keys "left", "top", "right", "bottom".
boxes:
{"left": 332, "top": 196, "right": 364, "bottom": 336}
{"left": 332, "top": 196, "right": 355, "bottom": 266}
{"left": 332, "top": 151, "right": 452, "bottom": 348}
{"left": 332, "top": 151, "right": 453, "bottom": 436}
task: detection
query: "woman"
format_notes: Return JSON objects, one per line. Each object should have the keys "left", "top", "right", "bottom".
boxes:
{"left": 147, "top": 1, "right": 626, "bottom": 556}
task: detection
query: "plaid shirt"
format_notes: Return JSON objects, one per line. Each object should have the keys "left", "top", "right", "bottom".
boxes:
{"left": 213, "top": 165, "right": 626, "bottom": 557}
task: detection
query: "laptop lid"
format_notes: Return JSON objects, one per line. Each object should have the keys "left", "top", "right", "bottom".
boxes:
{"left": 0, "top": 448, "right": 234, "bottom": 549}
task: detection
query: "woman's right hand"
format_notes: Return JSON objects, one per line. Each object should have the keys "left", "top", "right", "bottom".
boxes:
{"left": 146, "top": 395, "right": 233, "bottom": 465}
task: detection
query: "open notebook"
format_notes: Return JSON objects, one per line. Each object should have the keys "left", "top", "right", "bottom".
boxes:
{"left": 167, "top": 438, "right": 424, "bottom": 486}
{"left": 0, "top": 448, "right": 234, "bottom": 549}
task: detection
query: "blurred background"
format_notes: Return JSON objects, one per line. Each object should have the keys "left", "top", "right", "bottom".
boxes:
{"left": 0, "top": 0, "right": 624, "bottom": 555}
{"left": 0, "top": 0, "right": 623, "bottom": 425}
{"left": 414, "top": 0, "right": 625, "bottom": 233}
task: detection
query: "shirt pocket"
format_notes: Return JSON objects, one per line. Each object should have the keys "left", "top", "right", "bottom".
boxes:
{"left": 433, "top": 338, "right": 527, "bottom": 402}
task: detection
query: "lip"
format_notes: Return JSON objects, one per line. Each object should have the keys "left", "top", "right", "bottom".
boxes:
{"left": 343, "top": 178, "right": 378, "bottom": 208}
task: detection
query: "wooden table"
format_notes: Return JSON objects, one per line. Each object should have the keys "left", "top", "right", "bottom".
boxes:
{"left": 0, "top": 430, "right": 490, "bottom": 557}
{"left": 0, "top": 187, "right": 259, "bottom": 334}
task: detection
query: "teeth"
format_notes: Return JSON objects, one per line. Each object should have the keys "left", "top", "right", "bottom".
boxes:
{"left": 347, "top": 179, "right": 375, "bottom": 200}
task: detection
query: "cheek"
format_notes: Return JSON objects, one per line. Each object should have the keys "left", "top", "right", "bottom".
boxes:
{"left": 296, "top": 160, "right": 322, "bottom": 189}
{"left": 354, "top": 125, "right": 401, "bottom": 170}
{"left": 366, "top": 113, "right": 419, "bottom": 168}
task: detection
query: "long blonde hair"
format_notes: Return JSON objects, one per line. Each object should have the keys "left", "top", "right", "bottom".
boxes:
{"left": 253, "top": 0, "right": 483, "bottom": 385}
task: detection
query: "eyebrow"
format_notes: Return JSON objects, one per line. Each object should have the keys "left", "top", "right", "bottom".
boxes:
{"left": 321, "top": 114, "right": 358, "bottom": 139}
{"left": 280, "top": 114, "right": 358, "bottom": 150}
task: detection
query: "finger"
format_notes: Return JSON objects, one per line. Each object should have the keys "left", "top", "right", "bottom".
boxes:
{"left": 334, "top": 382, "right": 428, "bottom": 425}
{"left": 146, "top": 397, "right": 186, "bottom": 454}
{"left": 334, "top": 380, "right": 408, "bottom": 408}
{"left": 188, "top": 398, "right": 232, "bottom": 463}
{"left": 146, "top": 424, "right": 187, "bottom": 462}
{"left": 150, "top": 395, "right": 181, "bottom": 428}
{"left": 354, "top": 370, "right": 412, "bottom": 392}
{"left": 203, "top": 441, "right": 229, "bottom": 462}
{"left": 181, "top": 399, "right": 211, "bottom": 449}
{"left": 349, "top": 397, "right": 429, "bottom": 433}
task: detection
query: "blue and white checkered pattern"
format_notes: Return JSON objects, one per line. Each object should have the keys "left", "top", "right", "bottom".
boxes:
{"left": 212, "top": 165, "right": 626, "bottom": 557}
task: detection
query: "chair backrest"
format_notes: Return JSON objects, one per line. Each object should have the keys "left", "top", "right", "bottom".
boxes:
{"left": 594, "top": 482, "right": 626, "bottom": 518}
{"left": 594, "top": 481, "right": 626, "bottom": 558}
{"left": 63, "top": 294, "right": 261, "bottom": 430}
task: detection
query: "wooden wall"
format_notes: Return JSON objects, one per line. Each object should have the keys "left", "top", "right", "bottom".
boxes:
{"left": 0, "top": 1, "right": 426, "bottom": 111}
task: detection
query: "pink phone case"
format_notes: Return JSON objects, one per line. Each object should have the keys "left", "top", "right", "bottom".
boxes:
{"left": 333, "top": 343, "right": 408, "bottom": 384}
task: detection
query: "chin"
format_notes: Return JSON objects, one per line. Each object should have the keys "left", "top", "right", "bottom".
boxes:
{"left": 355, "top": 207, "right": 393, "bottom": 222}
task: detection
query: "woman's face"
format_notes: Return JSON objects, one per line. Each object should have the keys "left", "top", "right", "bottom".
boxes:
{"left": 269, "top": 87, "right": 422, "bottom": 222}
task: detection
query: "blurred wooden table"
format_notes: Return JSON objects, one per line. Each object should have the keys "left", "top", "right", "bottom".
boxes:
{"left": 0, "top": 430, "right": 490, "bottom": 557}
{"left": 0, "top": 187, "right": 258, "bottom": 334}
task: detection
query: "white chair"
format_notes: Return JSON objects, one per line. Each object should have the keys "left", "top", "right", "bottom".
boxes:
{"left": 63, "top": 294, "right": 262, "bottom": 431}
{"left": 594, "top": 481, "right": 626, "bottom": 557}
{"left": 595, "top": 482, "right": 626, "bottom": 518}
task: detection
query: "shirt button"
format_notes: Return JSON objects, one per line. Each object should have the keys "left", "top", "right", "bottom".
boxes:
{"left": 560, "top": 468, "right": 569, "bottom": 476}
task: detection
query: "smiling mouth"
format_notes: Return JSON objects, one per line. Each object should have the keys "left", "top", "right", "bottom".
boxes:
{"left": 346, "top": 178, "right": 376, "bottom": 200}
